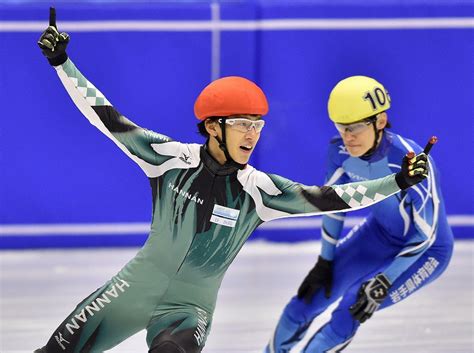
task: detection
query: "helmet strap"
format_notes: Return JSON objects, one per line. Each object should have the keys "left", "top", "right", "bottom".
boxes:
{"left": 215, "top": 119, "right": 247, "bottom": 170}
{"left": 362, "top": 121, "right": 381, "bottom": 158}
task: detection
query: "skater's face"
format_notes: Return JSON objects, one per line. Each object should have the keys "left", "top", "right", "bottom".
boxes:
{"left": 207, "top": 115, "right": 263, "bottom": 165}
{"left": 336, "top": 113, "right": 387, "bottom": 157}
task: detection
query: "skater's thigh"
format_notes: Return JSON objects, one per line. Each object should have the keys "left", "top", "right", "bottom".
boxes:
{"left": 44, "top": 277, "right": 154, "bottom": 352}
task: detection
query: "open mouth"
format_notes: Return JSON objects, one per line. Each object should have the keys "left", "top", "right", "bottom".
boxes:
{"left": 240, "top": 145, "right": 253, "bottom": 152}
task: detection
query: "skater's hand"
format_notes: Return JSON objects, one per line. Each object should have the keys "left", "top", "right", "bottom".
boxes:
{"left": 395, "top": 136, "right": 438, "bottom": 190}
{"left": 349, "top": 273, "right": 391, "bottom": 323}
{"left": 395, "top": 151, "right": 428, "bottom": 190}
{"left": 297, "top": 256, "right": 332, "bottom": 303}
{"left": 38, "top": 7, "right": 70, "bottom": 66}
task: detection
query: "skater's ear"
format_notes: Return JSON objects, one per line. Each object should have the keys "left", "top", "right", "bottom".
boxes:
{"left": 204, "top": 118, "right": 220, "bottom": 137}
{"left": 376, "top": 112, "right": 388, "bottom": 130}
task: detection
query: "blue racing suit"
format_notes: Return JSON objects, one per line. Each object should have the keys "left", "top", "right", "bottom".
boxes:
{"left": 265, "top": 131, "right": 454, "bottom": 353}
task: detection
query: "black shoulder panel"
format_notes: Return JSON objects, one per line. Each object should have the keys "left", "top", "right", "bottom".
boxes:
{"left": 302, "top": 185, "right": 349, "bottom": 212}
{"left": 92, "top": 106, "right": 138, "bottom": 133}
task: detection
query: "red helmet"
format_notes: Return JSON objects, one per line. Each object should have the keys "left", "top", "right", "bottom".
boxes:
{"left": 194, "top": 76, "right": 269, "bottom": 120}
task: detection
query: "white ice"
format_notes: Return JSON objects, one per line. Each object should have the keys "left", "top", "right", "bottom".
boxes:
{"left": 1, "top": 241, "right": 473, "bottom": 353}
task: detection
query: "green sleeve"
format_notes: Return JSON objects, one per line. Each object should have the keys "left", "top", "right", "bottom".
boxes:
{"left": 55, "top": 58, "right": 180, "bottom": 175}
{"left": 256, "top": 172, "right": 400, "bottom": 221}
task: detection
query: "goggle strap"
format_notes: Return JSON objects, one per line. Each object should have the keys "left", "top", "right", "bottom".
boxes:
{"left": 216, "top": 119, "right": 246, "bottom": 169}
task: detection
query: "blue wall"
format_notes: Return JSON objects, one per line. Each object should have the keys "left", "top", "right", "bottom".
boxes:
{"left": 1, "top": 1, "right": 473, "bottom": 248}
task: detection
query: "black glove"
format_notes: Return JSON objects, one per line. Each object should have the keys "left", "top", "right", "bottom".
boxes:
{"left": 349, "top": 273, "right": 391, "bottom": 323}
{"left": 297, "top": 256, "right": 332, "bottom": 303}
{"left": 37, "top": 7, "right": 70, "bottom": 66}
{"left": 395, "top": 151, "right": 428, "bottom": 190}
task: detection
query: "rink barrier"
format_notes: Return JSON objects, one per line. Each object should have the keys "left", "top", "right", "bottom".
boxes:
{"left": 0, "top": 215, "right": 472, "bottom": 249}
{"left": 2, "top": 17, "right": 474, "bottom": 32}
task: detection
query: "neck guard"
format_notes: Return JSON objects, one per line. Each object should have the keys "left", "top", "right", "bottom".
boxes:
{"left": 200, "top": 144, "right": 242, "bottom": 176}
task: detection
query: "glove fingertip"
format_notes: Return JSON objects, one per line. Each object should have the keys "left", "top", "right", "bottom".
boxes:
{"left": 60, "top": 32, "right": 70, "bottom": 41}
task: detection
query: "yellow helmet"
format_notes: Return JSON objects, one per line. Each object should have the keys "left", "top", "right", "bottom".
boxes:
{"left": 328, "top": 76, "right": 390, "bottom": 124}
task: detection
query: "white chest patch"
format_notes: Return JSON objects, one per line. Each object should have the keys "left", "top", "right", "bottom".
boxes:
{"left": 210, "top": 204, "right": 240, "bottom": 228}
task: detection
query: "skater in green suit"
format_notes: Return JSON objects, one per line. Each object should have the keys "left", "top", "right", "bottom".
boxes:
{"left": 35, "top": 8, "right": 430, "bottom": 353}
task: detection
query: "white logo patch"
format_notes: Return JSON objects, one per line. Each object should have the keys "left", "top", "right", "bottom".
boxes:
{"left": 210, "top": 204, "right": 240, "bottom": 228}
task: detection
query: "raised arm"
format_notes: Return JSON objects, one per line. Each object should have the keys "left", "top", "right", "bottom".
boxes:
{"left": 38, "top": 8, "right": 185, "bottom": 177}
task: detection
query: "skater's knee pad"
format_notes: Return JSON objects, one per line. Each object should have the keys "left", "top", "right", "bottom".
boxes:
{"left": 149, "top": 341, "right": 185, "bottom": 353}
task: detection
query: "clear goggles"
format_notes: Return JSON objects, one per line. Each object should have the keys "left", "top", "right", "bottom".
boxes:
{"left": 334, "top": 116, "right": 377, "bottom": 135}
{"left": 219, "top": 118, "right": 266, "bottom": 133}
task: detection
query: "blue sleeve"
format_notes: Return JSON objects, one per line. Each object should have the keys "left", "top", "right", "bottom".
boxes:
{"left": 383, "top": 146, "right": 440, "bottom": 283}
{"left": 321, "top": 139, "right": 350, "bottom": 261}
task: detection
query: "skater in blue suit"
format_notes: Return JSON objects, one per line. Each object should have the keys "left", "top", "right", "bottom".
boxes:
{"left": 264, "top": 76, "right": 454, "bottom": 352}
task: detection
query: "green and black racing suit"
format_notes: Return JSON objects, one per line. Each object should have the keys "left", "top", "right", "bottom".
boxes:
{"left": 39, "top": 59, "right": 404, "bottom": 353}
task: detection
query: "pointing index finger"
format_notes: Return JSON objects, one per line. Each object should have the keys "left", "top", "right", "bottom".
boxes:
{"left": 49, "top": 7, "right": 56, "bottom": 28}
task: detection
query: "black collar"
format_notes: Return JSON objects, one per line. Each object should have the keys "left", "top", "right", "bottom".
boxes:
{"left": 200, "top": 144, "right": 241, "bottom": 176}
